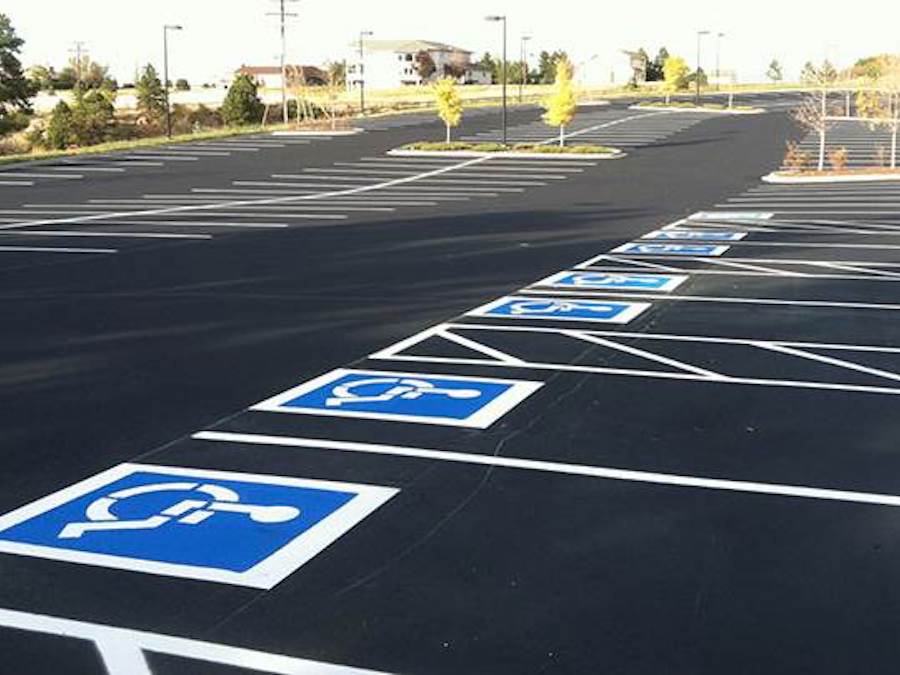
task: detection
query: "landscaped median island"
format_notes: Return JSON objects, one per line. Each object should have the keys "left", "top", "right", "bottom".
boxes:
{"left": 391, "top": 141, "right": 623, "bottom": 159}
{"left": 629, "top": 101, "right": 764, "bottom": 114}
{"left": 763, "top": 167, "right": 900, "bottom": 183}
{"left": 399, "top": 57, "right": 623, "bottom": 159}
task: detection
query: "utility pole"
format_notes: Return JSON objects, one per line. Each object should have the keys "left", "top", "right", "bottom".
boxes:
{"left": 716, "top": 32, "right": 725, "bottom": 91}
{"left": 267, "top": 0, "right": 298, "bottom": 125}
{"left": 696, "top": 30, "right": 710, "bottom": 105}
{"left": 163, "top": 25, "right": 183, "bottom": 139}
{"left": 519, "top": 35, "right": 531, "bottom": 103}
{"left": 69, "top": 41, "right": 87, "bottom": 85}
{"left": 358, "top": 30, "right": 373, "bottom": 116}
{"left": 485, "top": 16, "right": 508, "bottom": 145}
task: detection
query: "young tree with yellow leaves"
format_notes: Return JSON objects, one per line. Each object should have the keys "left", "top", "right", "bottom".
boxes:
{"left": 662, "top": 56, "right": 689, "bottom": 104}
{"left": 542, "top": 58, "right": 577, "bottom": 146}
{"left": 434, "top": 78, "right": 463, "bottom": 143}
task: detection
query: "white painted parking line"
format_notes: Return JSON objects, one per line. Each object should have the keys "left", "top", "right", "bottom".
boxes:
{"left": 0, "top": 181, "right": 33, "bottom": 186}
{"left": 371, "top": 323, "right": 900, "bottom": 396}
{"left": 0, "top": 245, "right": 116, "bottom": 254}
{"left": 0, "top": 173, "right": 82, "bottom": 180}
{"left": 50, "top": 166, "right": 125, "bottom": 173}
{"left": 0, "top": 230, "right": 209, "bottom": 240}
{"left": 0, "top": 608, "right": 389, "bottom": 675}
{"left": 194, "top": 432, "right": 900, "bottom": 509}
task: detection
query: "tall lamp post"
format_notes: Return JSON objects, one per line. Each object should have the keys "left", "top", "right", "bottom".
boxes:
{"left": 485, "top": 15, "right": 508, "bottom": 145}
{"left": 696, "top": 29, "right": 710, "bottom": 104}
{"left": 518, "top": 35, "right": 531, "bottom": 103}
{"left": 716, "top": 32, "right": 725, "bottom": 91}
{"left": 163, "top": 24, "right": 183, "bottom": 139}
{"left": 357, "top": 30, "right": 374, "bottom": 116}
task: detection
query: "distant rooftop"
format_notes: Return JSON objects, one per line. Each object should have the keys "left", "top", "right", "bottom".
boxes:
{"left": 359, "top": 40, "right": 472, "bottom": 55}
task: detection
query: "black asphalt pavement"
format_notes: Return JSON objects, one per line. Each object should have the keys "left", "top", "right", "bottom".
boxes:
{"left": 3, "top": 94, "right": 898, "bottom": 674}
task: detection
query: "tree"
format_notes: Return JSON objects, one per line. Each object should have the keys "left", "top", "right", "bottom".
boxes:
{"left": 41, "top": 86, "right": 116, "bottom": 149}
{"left": 856, "top": 65, "right": 900, "bottom": 168}
{"left": 221, "top": 73, "right": 264, "bottom": 126}
{"left": 800, "top": 61, "right": 818, "bottom": 84}
{"left": 792, "top": 62, "right": 838, "bottom": 171}
{"left": 27, "top": 64, "right": 56, "bottom": 92}
{"left": 646, "top": 47, "right": 669, "bottom": 81}
{"left": 175, "top": 78, "right": 190, "bottom": 91}
{"left": 767, "top": 59, "right": 783, "bottom": 84}
{"left": 0, "top": 13, "right": 37, "bottom": 136}
{"left": 434, "top": 78, "right": 462, "bottom": 143}
{"left": 135, "top": 64, "right": 166, "bottom": 124}
{"left": 325, "top": 61, "right": 346, "bottom": 87}
{"left": 542, "top": 58, "right": 577, "bottom": 146}
{"left": 476, "top": 52, "right": 498, "bottom": 83}
{"left": 416, "top": 51, "right": 436, "bottom": 81}
{"left": 538, "top": 50, "right": 569, "bottom": 84}
{"left": 662, "top": 55, "right": 690, "bottom": 103}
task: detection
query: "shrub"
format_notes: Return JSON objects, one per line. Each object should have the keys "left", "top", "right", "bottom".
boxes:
{"left": 220, "top": 74, "right": 264, "bottom": 126}
{"left": 828, "top": 146, "right": 848, "bottom": 171}
{"left": 40, "top": 88, "right": 117, "bottom": 149}
{"left": 44, "top": 101, "right": 76, "bottom": 149}
{"left": 783, "top": 140, "right": 809, "bottom": 172}
{"left": 175, "top": 78, "right": 190, "bottom": 91}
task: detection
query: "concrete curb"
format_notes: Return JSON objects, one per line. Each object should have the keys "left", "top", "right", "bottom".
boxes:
{"left": 387, "top": 149, "right": 626, "bottom": 160}
{"left": 628, "top": 104, "right": 764, "bottom": 115}
{"left": 762, "top": 171, "right": 900, "bottom": 184}
{"left": 271, "top": 129, "right": 364, "bottom": 137}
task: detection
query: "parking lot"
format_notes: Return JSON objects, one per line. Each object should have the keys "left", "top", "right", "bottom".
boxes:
{"left": 2, "top": 96, "right": 898, "bottom": 674}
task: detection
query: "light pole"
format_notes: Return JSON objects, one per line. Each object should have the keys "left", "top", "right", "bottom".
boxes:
{"left": 518, "top": 35, "right": 531, "bottom": 103}
{"left": 358, "top": 30, "right": 373, "bottom": 116}
{"left": 485, "top": 15, "right": 508, "bottom": 145}
{"left": 716, "top": 32, "right": 725, "bottom": 91}
{"left": 696, "top": 30, "right": 710, "bottom": 104}
{"left": 163, "top": 25, "right": 182, "bottom": 139}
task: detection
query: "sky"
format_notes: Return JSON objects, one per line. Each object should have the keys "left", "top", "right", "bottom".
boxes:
{"left": 5, "top": 1, "right": 900, "bottom": 85}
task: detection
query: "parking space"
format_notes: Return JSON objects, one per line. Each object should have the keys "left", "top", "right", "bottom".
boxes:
{"left": 5, "top": 92, "right": 899, "bottom": 674}
{"left": 461, "top": 106, "right": 716, "bottom": 147}
{"left": 0, "top": 134, "right": 328, "bottom": 192}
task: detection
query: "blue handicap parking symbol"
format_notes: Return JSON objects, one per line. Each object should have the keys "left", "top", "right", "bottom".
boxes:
{"left": 253, "top": 369, "right": 542, "bottom": 428}
{"left": 470, "top": 296, "right": 650, "bottom": 324}
{"left": 539, "top": 271, "right": 688, "bottom": 292}
{"left": 0, "top": 464, "right": 397, "bottom": 588}
{"left": 642, "top": 229, "right": 747, "bottom": 242}
{"left": 611, "top": 243, "right": 729, "bottom": 256}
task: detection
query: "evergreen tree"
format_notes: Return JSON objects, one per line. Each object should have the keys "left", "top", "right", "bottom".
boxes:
{"left": 220, "top": 73, "right": 264, "bottom": 126}
{"left": 135, "top": 64, "right": 167, "bottom": 123}
{"left": 0, "top": 14, "right": 38, "bottom": 135}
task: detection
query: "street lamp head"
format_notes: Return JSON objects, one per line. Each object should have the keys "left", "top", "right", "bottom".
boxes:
{"left": 360, "top": 30, "right": 373, "bottom": 37}
{"left": 698, "top": 30, "right": 710, "bottom": 35}
{"left": 485, "top": 15, "right": 505, "bottom": 22}
{"left": 718, "top": 32, "right": 725, "bottom": 37}
{"left": 165, "top": 25, "right": 183, "bottom": 31}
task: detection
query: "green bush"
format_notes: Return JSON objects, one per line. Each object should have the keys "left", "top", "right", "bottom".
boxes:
{"left": 41, "top": 88, "right": 117, "bottom": 149}
{"left": 221, "top": 74, "right": 265, "bottom": 126}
